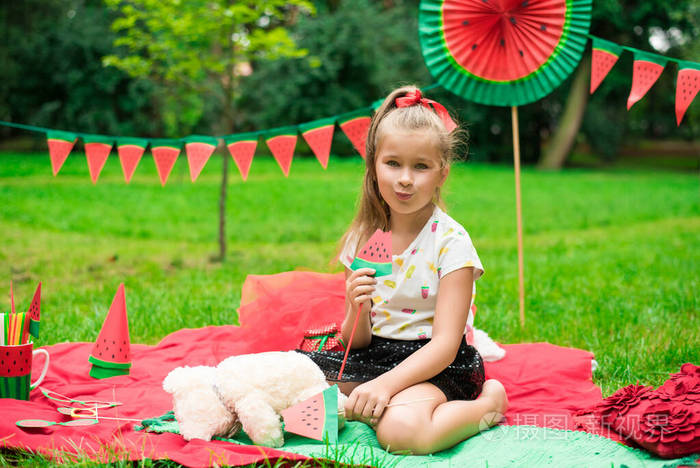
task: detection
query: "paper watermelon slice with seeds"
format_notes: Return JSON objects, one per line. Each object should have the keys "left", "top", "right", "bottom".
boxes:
{"left": 265, "top": 127, "right": 297, "bottom": 177}
{"left": 675, "top": 61, "right": 700, "bottom": 126}
{"left": 339, "top": 109, "right": 372, "bottom": 159}
{"left": 350, "top": 229, "right": 392, "bottom": 277}
{"left": 300, "top": 118, "right": 335, "bottom": 169}
{"left": 88, "top": 283, "right": 131, "bottom": 379}
{"left": 225, "top": 133, "right": 258, "bottom": 181}
{"left": 281, "top": 385, "right": 339, "bottom": 443}
{"left": 151, "top": 140, "right": 181, "bottom": 186}
{"left": 184, "top": 135, "right": 219, "bottom": 182}
{"left": 46, "top": 130, "right": 78, "bottom": 176}
{"left": 627, "top": 51, "right": 667, "bottom": 110}
{"left": 83, "top": 135, "right": 114, "bottom": 184}
{"left": 590, "top": 38, "right": 623, "bottom": 94}
{"left": 27, "top": 282, "right": 41, "bottom": 338}
{"left": 117, "top": 137, "right": 148, "bottom": 184}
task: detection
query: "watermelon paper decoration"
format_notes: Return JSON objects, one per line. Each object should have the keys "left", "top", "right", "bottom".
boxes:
{"left": 88, "top": 283, "right": 131, "bottom": 379}
{"left": 350, "top": 229, "right": 393, "bottom": 277}
{"left": 184, "top": 135, "right": 219, "bottom": 182}
{"left": 339, "top": 109, "right": 371, "bottom": 159}
{"left": 83, "top": 134, "right": 114, "bottom": 184}
{"left": 46, "top": 130, "right": 77, "bottom": 176}
{"left": 675, "top": 61, "right": 700, "bottom": 126}
{"left": 225, "top": 133, "right": 258, "bottom": 181}
{"left": 117, "top": 137, "right": 148, "bottom": 184}
{"left": 27, "top": 282, "right": 41, "bottom": 339}
{"left": 627, "top": 50, "right": 667, "bottom": 110}
{"left": 150, "top": 139, "right": 182, "bottom": 186}
{"left": 265, "top": 127, "right": 297, "bottom": 177}
{"left": 418, "top": 0, "right": 592, "bottom": 106}
{"left": 281, "top": 385, "right": 339, "bottom": 443}
{"left": 590, "top": 37, "right": 624, "bottom": 94}
{"left": 299, "top": 118, "right": 335, "bottom": 169}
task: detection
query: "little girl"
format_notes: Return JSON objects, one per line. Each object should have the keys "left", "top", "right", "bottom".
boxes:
{"left": 300, "top": 85, "right": 507, "bottom": 454}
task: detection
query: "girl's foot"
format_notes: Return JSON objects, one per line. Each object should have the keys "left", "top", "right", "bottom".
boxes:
{"left": 478, "top": 379, "right": 508, "bottom": 423}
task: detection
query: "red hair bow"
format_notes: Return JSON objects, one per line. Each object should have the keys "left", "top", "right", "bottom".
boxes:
{"left": 395, "top": 89, "right": 457, "bottom": 132}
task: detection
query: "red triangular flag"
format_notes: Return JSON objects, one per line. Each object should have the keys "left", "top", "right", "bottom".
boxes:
{"left": 675, "top": 62, "right": 700, "bottom": 126}
{"left": 590, "top": 38, "right": 623, "bottom": 94}
{"left": 265, "top": 128, "right": 297, "bottom": 177}
{"left": 88, "top": 283, "right": 131, "bottom": 379}
{"left": 627, "top": 51, "right": 667, "bottom": 110}
{"left": 46, "top": 131, "right": 77, "bottom": 176}
{"left": 83, "top": 135, "right": 114, "bottom": 184}
{"left": 117, "top": 138, "right": 148, "bottom": 184}
{"left": 225, "top": 134, "right": 258, "bottom": 181}
{"left": 300, "top": 118, "right": 335, "bottom": 169}
{"left": 339, "top": 109, "right": 371, "bottom": 159}
{"left": 184, "top": 136, "right": 219, "bottom": 182}
{"left": 151, "top": 140, "right": 181, "bottom": 186}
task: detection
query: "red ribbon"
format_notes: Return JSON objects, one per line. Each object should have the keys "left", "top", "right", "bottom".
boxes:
{"left": 395, "top": 89, "right": 457, "bottom": 132}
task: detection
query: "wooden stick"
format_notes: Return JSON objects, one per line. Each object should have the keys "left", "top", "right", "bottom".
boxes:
{"left": 512, "top": 106, "right": 525, "bottom": 328}
{"left": 337, "top": 303, "right": 362, "bottom": 380}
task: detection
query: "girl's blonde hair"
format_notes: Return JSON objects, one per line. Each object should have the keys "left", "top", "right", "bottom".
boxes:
{"left": 337, "top": 85, "right": 466, "bottom": 260}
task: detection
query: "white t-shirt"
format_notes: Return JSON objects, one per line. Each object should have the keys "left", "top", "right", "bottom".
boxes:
{"left": 340, "top": 205, "right": 484, "bottom": 340}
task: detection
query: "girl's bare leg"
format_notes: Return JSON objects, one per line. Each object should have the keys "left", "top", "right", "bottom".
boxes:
{"left": 374, "top": 379, "right": 508, "bottom": 455}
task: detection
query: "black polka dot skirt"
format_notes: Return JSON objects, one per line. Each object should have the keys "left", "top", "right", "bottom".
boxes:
{"left": 296, "top": 336, "right": 485, "bottom": 401}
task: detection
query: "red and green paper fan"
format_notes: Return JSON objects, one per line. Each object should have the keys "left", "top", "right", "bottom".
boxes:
{"left": 419, "top": 0, "right": 592, "bottom": 106}
{"left": 27, "top": 282, "right": 41, "bottom": 338}
{"left": 46, "top": 130, "right": 77, "bottom": 176}
{"left": 350, "top": 229, "right": 393, "bottom": 277}
{"left": 299, "top": 118, "right": 336, "bottom": 169}
{"left": 116, "top": 137, "right": 148, "bottom": 184}
{"left": 82, "top": 134, "right": 114, "bottom": 184}
{"left": 338, "top": 109, "right": 372, "bottom": 159}
{"left": 675, "top": 61, "right": 700, "bottom": 126}
{"left": 225, "top": 133, "right": 258, "bottom": 181}
{"left": 281, "top": 385, "right": 339, "bottom": 443}
{"left": 150, "top": 139, "right": 182, "bottom": 186}
{"left": 627, "top": 50, "right": 667, "bottom": 110}
{"left": 265, "top": 127, "right": 298, "bottom": 177}
{"left": 89, "top": 283, "right": 131, "bottom": 379}
{"left": 590, "top": 37, "right": 624, "bottom": 94}
{"left": 184, "top": 135, "right": 219, "bottom": 182}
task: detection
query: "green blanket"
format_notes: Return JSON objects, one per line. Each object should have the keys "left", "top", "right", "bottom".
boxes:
{"left": 137, "top": 413, "right": 698, "bottom": 467}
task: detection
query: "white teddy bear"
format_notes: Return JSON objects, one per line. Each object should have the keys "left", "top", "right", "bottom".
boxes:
{"left": 163, "top": 351, "right": 346, "bottom": 447}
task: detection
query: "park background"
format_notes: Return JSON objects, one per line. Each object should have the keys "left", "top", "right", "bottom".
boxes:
{"left": 0, "top": 0, "right": 698, "bottom": 411}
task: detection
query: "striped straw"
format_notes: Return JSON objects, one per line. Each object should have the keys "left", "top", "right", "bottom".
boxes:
{"left": 0, "top": 313, "right": 5, "bottom": 346}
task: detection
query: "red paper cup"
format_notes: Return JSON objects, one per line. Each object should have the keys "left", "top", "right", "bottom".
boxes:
{"left": 0, "top": 342, "right": 49, "bottom": 400}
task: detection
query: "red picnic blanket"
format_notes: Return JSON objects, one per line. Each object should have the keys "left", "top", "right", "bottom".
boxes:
{"left": 0, "top": 271, "right": 602, "bottom": 467}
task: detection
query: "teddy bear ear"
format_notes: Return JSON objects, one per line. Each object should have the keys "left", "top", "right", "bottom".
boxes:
{"left": 162, "top": 366, "right": 189, "bottom": 394}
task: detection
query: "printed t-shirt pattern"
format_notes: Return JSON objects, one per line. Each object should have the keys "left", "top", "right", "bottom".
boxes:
{"left": 340, "top": 205, "right": 483, "bottom": 340}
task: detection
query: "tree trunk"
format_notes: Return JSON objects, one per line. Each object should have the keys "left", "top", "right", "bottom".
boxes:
{"left": 217, "top": 149, "right": 228, "bottom": 261}
{"left": 537, "top": 54, "right": 591, "bottom": 170}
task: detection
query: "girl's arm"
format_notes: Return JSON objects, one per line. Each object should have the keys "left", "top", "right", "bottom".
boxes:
{"left": 341, "top": 266, "right": 376, "bottom": 349}
{"left": 345, "top": 267, "right": 474, "bottom": 421}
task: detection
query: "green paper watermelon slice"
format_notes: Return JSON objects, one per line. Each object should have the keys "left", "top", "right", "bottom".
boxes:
{"left": 350, "top": 229, "right": 392, "bottom": 277}
{"left": 151, "top": 141, "right": 181, "bottom": 186}
{"left": 281, "top": 385, "right": 339, "bottom": 443}
{"left": 117, "top": 138, "right": 148, "bottom": 184}
{"left": 89, "top": 283, "right": 131, "bottom": 379}
{"left": 83, "top": 135, "right": 114, "bottom": 184}
{"left": 225, "top": 133, "right": 259, "bottom": 181}
{"left": 339, "top": 112, "right": 371, "bottom": 159}
{"left": 46, "top": 131, "right": 77, "bottom": 176}
{"left": 675, "top": 62, "right": 700, "bottom": 126}
{"left": 627, "top": 52, "right": 667, "bottom": 110}
{"left": 266, "top": 129, "right": 297, "bottom": 177}
{"left": 300, "top": 118, "right": 335, "bottom": 169}
{"left": 27, "top": 282, "right": 41, "bottom": 338}
{"left": 184, "top": 136, "right": 219, "bottom": 182}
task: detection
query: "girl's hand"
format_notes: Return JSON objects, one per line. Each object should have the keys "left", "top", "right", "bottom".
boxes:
{"left": 345, "top": 267, "right": 376, "bottom": 312}
{"left": 345, "top": 378, "right": 392, "bottom": 426}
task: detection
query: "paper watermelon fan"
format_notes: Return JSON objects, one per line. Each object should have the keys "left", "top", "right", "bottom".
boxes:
{"left": 88, "top": 283, "right": 131, "bottom": 379}
{"left": 419, "top": 0, "right": 592, "bottom": 106}
{"left": 281, "top": 385, "right": 340, "bottom": 443}
{"left": 349, "top": 229, "right": 393, "bottom": 277}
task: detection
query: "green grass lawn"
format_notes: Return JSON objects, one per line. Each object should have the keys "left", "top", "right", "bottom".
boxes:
{"left": 0, "top": 150, "right": 698, "bottom": 401}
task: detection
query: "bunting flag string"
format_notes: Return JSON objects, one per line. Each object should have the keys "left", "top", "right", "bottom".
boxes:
{"left": 588, "top": 34, "right": 699, "bottom": 125}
